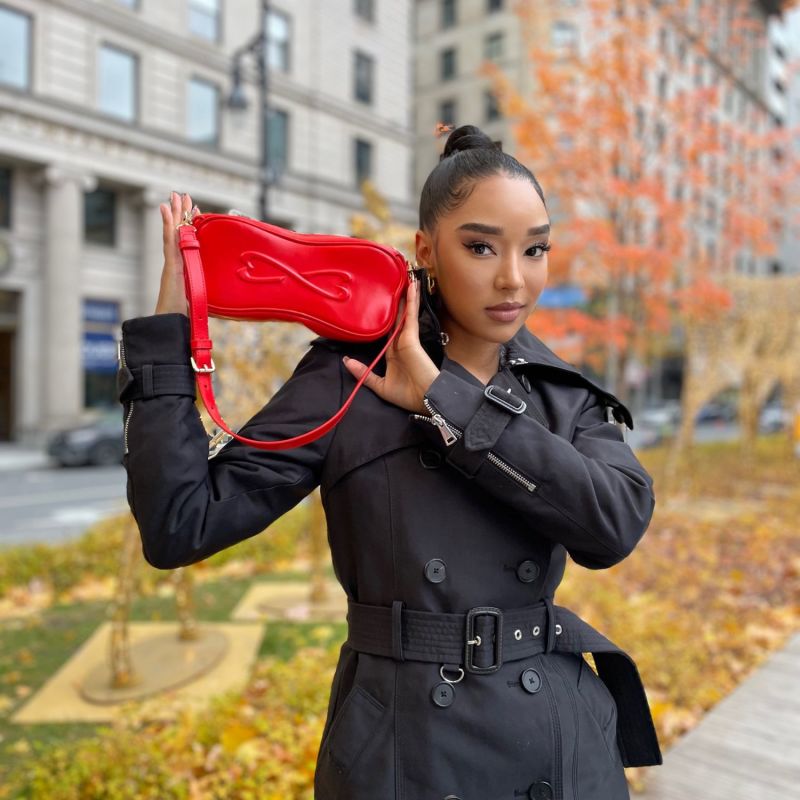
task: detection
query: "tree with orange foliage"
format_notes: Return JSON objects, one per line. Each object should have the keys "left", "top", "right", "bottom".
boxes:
{"left": 480, "top": 0, "right": 799, "bottom": 418}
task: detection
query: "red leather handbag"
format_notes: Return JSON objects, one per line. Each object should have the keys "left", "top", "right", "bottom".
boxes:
{"left": 177, "top": 211, "right": 415, "bottom": 450}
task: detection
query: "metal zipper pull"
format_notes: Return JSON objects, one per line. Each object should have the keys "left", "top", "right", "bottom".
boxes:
{"left": 422, "top": 396, "right": 459, "bottom": 445}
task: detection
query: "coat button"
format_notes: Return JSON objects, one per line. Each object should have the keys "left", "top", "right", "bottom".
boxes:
{"left": 424, "top": 558, "right": 447, "bottom": 583}
{"left": 520, "top": 668, "right": 542, "bottom": 693}
{"left": 528, "top": 780, "right": 554, "bottom": 800}
{"left": 516, "top": 560, "right": 540, "bottom": 583}
{"left": 418, "top": 447, "right": 443, "bottom": 468}
{"left": 431, "top": 682, "right": 456, "bottom": 707}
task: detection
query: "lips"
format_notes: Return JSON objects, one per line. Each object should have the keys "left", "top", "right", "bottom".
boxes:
{"left": 486, "top": 302, "right": 524, "bottom": 310}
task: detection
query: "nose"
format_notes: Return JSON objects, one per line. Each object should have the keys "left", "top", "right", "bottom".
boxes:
{"left": 495, "top": 253, "right": 525, "bottom": 291}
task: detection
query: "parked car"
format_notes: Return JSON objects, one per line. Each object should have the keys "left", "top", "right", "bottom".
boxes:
{"left": 694, "top": 401, "right": 737, "bottom": 424}
{"left": 759, "top": 404, "right": 791, "bottom": 433}
{"left": 638, "top": 403, "right": 681, "bottom": 434}
{"left": 47, "top": 408, "right": 124, "bottom": 467}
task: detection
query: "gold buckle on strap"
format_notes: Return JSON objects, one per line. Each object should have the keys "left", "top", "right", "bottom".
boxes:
{"left": 190, "top": 356, "right": 216, "bottom": 374}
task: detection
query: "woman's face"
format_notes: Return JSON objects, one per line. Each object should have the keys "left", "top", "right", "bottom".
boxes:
{"left": 416, "top": 172, "right": 550, "bottom": 349}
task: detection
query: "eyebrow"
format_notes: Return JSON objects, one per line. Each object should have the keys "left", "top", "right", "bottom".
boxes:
{"left": 456, "top": 222, "right": 550, "bottom": 237}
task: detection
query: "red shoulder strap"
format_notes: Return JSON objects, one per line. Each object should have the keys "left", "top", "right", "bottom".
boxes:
{"left": 178, "top": 223, "right": 407, "bottom": 451}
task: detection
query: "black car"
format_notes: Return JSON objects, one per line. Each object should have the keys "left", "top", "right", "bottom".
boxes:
{"left": 47, "top": 409, "right": 125, "bottom": 467}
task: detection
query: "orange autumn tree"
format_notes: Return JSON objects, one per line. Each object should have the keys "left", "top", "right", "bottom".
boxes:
{"left": 480, "top": 0, "right": 799, "bottom": 414}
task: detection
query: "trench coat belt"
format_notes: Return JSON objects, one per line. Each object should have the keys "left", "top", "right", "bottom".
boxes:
{"left": 345, "top": 597, "right": 663, "bottom": 768}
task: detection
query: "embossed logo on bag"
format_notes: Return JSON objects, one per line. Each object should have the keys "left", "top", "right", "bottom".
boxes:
{"left": 236, "top": 251, "right": 353, "bottom": 301}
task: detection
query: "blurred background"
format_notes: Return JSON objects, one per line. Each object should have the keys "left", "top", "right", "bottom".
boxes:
{"left": 0, "top": 1, "right": 799, "bottom": 798}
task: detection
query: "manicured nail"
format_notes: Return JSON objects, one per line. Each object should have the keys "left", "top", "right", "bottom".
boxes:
{"left": 342, "top": 356, "right": 349, "bottom": 363}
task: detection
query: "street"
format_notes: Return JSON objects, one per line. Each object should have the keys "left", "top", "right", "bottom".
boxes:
{"left": 0, "top": 463, "right": 128, "bottom": 549}
{"left": 0, "top": 421, "right": 747, "bottom": 551}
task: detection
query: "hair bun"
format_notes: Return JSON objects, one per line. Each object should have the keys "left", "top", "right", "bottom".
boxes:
{"left": 439, "top": 124, "right": 501, "bottom": 161}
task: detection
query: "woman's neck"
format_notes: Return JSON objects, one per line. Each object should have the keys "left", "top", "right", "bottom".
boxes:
{"left": 440, "top": 319, "right": 502, "bottom": 385}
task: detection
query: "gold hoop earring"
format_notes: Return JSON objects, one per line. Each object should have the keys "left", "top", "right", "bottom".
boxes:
{"left": 427, "top": 273, "right": 436, "bottom": 294}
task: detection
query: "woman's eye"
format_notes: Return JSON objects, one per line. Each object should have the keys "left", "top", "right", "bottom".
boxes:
{"left": 465, "top": 241, "right": 551, "bottom": 258}
{"left": 528, "top": 243, "right": 551, "bottom": 258}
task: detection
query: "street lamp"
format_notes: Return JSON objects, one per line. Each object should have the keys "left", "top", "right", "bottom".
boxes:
{"left": 225, "top": 1, "right": 273, "bottom": 222}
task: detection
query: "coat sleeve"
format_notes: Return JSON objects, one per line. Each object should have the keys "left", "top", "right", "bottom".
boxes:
{"left": 410, "top": 368, "right": 655, "bottom": 570}
{"left": 117, "top": 313, "right": 342, "bottom": 570}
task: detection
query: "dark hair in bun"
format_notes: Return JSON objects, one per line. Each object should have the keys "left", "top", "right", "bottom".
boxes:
{"left": 419, "top": 123, "right": 547, "bottom": 235}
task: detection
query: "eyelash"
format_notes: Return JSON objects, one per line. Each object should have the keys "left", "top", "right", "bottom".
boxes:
{"left": 465, "top": 241, "right": 552, "bottom": 258}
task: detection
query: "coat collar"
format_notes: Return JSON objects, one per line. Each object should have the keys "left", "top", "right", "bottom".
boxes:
{"left": 486, "top": 325, "right": 634, "bottom": 430}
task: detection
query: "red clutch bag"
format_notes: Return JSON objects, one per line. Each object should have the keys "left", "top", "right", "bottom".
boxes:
{"left": 177, "top": 211, "right": 414, "bottom": 451}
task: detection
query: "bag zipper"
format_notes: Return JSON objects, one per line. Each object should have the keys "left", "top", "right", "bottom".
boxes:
{"left": 118, "top": 340, "right": 134, "bottom": 456}
{"left": 410, "top": 396, "right": 538, "bottom": 492}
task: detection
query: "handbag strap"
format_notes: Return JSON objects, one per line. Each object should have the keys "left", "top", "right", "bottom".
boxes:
{"left": 178, "top": 222, "right": 408, "bottom": 451}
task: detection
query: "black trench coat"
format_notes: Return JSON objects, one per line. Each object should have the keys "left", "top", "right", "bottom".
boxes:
{"left": 117, "top": 312, "right": 663, "bottom": 800}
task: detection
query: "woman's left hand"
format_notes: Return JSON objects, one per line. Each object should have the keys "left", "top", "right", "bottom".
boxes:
{"left": 342, "top": 277, "right": 440, "bottom": 414}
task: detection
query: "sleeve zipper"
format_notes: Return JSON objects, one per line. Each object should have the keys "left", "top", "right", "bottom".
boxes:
{"left": 411, "top": 396, "right": 538, "bottom": 492}
{"left": 118, "top": 339, "right": 134, "bottom": 456}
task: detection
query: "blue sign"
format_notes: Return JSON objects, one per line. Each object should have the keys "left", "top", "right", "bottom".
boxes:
{"left": 537, "top": 285, "right": 587, "bottom": 309}
{"left": 83, "top": 299, "right": 120, "bottom": 325}
{"left": 83, "top": 332, "right": 119, "bottom": 373}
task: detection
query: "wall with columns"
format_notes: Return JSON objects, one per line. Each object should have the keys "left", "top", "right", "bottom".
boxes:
{"left": 0, "top": 0, "right": 415, "bottom": 441}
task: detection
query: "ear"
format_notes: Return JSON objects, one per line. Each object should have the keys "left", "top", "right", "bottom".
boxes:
{"left": 415, "top": 229, "right": 433, "bottom": 268}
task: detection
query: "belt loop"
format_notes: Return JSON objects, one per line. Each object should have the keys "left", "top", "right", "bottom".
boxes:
{"left": 142, "top": 364, "right": 154, "bottom": 399}
{"left": 543, "top": 596, "right": 556, "bottom": 654}
{"left": 391, "top": 599, "right": 405, "bottom": 662}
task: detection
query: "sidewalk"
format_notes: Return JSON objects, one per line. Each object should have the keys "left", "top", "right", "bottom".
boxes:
{"left": 0, "top": 442, "right": 51, "bottom": 472}
{"left": 635, "top": 630, "right": 800, "bottom": 799}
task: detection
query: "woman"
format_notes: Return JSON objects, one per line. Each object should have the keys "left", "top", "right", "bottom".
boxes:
{"left": 118, "top": 124, "right": 662, "bottom": 800}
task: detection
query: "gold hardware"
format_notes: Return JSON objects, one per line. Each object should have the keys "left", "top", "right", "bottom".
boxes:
{"left": 190, "top": 356, "right": 216, "bottom": 373}
{"left": 176, "top": 209, "right": 195, "bottom": 229}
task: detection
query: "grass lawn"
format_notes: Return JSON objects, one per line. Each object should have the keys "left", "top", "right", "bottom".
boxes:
{"left": 0, "top": 569, "right": 346, "bottom": 786}
{"left": 0, "top": 432, "right": 798, "bottom": 795}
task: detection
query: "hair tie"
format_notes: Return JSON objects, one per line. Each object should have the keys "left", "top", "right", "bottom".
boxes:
{"left": 435, "top": 122, "right": 455, "bottom": 137}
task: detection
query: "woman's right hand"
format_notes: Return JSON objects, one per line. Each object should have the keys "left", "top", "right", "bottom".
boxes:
{"left": 155, "top": 191, "right": 198, "bottom": 316}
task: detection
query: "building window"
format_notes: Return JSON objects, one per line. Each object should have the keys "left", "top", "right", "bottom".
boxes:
{"left": 98, "top": 44, "right": 137, "bottom": 122}
{"left": 439, "top": 99, "right": 457, "bottom": 127}
{"left": 485, "top": 32, "right": 504, "bottom": 61}
{"left": 189, "top": 0, "right": 220, "bottom": 42}
{"left": 267, "top": 108, "right": 289, "bottom": 177}
{"left": 487, "top": 0, "right": 503, "bottom": 11}
{"left": 551, "top": 20, "right": 577, "bottom": 52}
{"left": 354, "top": 138, "right": 373, "bottom": 187}
{"left": 84, "top": 188, "right": 116, "bottom": 247}
{"left": 657, "top": 72, "right": 668, "bottom": 101}
{"left": 267, "top": 8, "right": 291, "bottom": 72}
{"left": 354, "top": 50, "right": 374, "bottom": 103}
{"left": 0, "top": 166, "right": 11, "bottom": 229}
{"left": 440, "top": 47, "right": 457, "bottom": 80}
{"left": 694, "top": 54, "right": 704, "bottom": 87}
{"left": 354, "top": 0, "right": 375, "bottom": 22}
{"left": 441, "top": 0, "right": 457, "bottom": 28}
{"left": 0, "top": 6, "right": 31, "bottom": 91}
{"left": 654, "top": 120, "right": 665, "bottom": 150}
{"left": 187, "top": 78, "right": 219, "bottom": 147}
{"left": 484, "top": 90, "right": 500, "bottom": 122}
